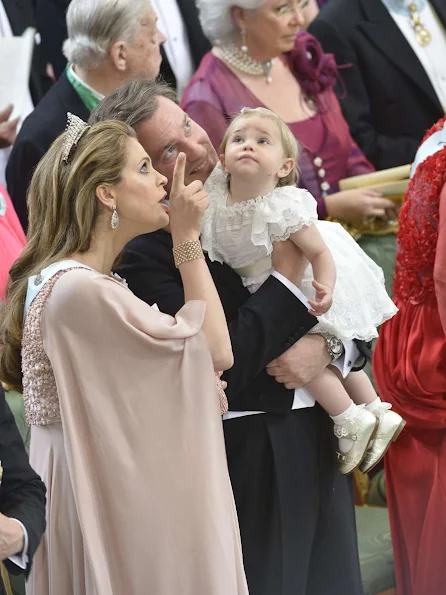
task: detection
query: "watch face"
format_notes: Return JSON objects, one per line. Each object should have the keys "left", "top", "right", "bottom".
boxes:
{"left": 329, "top": 337, "right": 343, "bottom": 356}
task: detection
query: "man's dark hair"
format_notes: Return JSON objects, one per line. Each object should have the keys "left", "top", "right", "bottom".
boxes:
{"left": 89, "top": 78, "right": 177, "bottom": 129}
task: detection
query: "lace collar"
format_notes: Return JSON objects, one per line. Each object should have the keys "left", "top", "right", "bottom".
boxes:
{"left": 204, "top": 163, "right": 289, "bottom": 212}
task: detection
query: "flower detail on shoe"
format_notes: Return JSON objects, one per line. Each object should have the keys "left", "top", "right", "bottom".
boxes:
{"left": 334, "top": 406, "right": 379, "bottom": 475}
{"left": 333, "top": 404, "right": 368, "bottom": 441}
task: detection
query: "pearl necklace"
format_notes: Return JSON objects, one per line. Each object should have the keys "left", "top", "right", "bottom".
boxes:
{"left": 219, "top": 45, "right": 275, "bottom": 84}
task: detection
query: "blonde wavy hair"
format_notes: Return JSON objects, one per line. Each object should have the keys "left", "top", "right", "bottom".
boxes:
{"left": 0, "top": 120, "right": 136, "bottom": 391}
{"left": 220, "top": 107, "right": 300, "bottom": 187}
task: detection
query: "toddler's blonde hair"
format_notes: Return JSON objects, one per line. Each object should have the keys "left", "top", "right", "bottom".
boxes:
{"left": 220, "top": 107, "right": 299, "bottom": 187}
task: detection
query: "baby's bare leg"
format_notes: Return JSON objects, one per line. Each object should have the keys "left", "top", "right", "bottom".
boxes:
{"left": 306, "top": 366, "right": 352, "bottom": 416}
{"left": 342, "top": 370, "right": 379, "bottom": 406}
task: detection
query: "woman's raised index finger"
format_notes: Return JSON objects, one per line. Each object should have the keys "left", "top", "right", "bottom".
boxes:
{"left": 171, "top": 152, "right": 186, "bottom": 195}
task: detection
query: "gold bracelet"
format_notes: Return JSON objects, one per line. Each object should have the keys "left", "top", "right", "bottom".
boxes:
{"left": 172, "top": 239, "right": 205, "bottom": 268}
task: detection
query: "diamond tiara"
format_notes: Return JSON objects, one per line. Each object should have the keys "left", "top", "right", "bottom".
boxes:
{"left": 62, "top": 112, "right": 90, "bottom": 163}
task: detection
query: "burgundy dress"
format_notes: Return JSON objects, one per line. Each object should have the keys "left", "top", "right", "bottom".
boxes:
{"left": 181, "top": 41, "right": 373, "bottom": 219}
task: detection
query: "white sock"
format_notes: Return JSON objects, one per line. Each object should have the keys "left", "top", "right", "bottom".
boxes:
{"left": 330, "top": 401, "right": 357, "bottom": 454}
{"left": 365, "top": 397, "right": 382, "bottom": 412}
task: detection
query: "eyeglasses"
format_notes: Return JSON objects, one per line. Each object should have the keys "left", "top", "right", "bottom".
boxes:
{"left": 274, "top": 0, "right": 312, "bottom": 16}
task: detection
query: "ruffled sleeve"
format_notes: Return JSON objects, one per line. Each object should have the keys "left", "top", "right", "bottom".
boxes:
{"left": 251, "top": 187, "right": 318, "bottom": 252}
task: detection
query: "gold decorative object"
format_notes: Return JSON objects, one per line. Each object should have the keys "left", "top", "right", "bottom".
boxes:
{"left": 408, "top": 2, "right": 432, "bottom": 46}
{"left": 326, "top": 217, "right": 400, "bottom": 241}
{"left": 1, "top": 562, "right": 13, "bottom": 595}
{"left": 331, "top": 165, "right": 411, "bottom": 240}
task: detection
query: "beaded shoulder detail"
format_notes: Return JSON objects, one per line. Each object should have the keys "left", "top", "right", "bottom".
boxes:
{"left": 22, "top": 268, "right": 84, "bottom": 426}
{"left": 393, "top": 146, "right": 446, "bottom": 304}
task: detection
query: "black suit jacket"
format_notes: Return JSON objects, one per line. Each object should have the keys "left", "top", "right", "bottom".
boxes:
{"left": 116, "top": 231, "right": 368, "bottom": 413}
{"left": 309, "top": 0, "right": 445, "bottom": 170}
{"left": 158, "top": 0, "right": 211, "bottom": 89}
{"left": 2, "top": 0, "right": 52, "bottom": 104}
{"left": 35, "top": 0, "right": 71, "bottom": 79}
{"left": 0, "top": 386, "right": 46, "bottom": 594}
{"left": 6, "top": 72, "right": 90, "bottom": 231}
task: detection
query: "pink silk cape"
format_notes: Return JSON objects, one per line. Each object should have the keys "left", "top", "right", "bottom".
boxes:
{"left": 27, "top": 269, "right": 248, "bottom": 595}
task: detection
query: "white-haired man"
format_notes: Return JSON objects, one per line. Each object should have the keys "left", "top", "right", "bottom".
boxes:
{"left": 6, "top": 0, "right": 164, "bottom": 230}
{"left": 35, "top": 0, "right": 211, "bottom": 98}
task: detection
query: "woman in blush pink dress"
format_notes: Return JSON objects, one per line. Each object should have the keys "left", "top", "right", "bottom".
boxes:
{"left": 0, "top": 117, "right": 248, "bottom": 595}
{"left": 0, "top": 184, "right": 26, "bottom": 302}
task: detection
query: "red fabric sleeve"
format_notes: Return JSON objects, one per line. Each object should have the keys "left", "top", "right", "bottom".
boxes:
{"left": 434, "top": 184, "right": 446, "bottom": 335}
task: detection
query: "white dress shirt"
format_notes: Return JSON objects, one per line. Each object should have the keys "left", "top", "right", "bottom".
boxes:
{"left": 8, "top": 519, "right": 28, "bottom": 569}
{"left": 223, "top": 271, "right": 360, "bottom": 420}
{"left": 383, "top": 0, "right": 446, "bottom": 111}
{"left": 0, "top": 457, "right": 29, "bottom": 568}
{"left": 151, "top": 0, "right": 194, "bottom": 98}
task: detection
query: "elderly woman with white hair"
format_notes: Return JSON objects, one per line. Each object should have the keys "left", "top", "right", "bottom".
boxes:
{"left": 6, "top": 0, "right": 165, "bottom": 231}
{"left": 182, "top": 0, "right": 399, "bottom": 293}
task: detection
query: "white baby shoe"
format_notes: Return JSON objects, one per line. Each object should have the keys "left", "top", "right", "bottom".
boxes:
{"left": 359, "top": 403, "right": 406, "bottom": 474}
{"left": 335, "top": 406, "right": 379, "bottom": 475}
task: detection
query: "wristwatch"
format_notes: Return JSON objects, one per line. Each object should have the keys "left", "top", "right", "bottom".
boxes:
{"left": 319, "top": 332, "right": 344, "bottom": 362}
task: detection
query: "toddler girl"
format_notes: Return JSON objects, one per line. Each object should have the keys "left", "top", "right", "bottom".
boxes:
{"left": 202, "top": 107, "right": 405, "bottom": 475}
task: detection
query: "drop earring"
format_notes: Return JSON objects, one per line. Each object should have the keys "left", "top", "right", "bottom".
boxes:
{"left": 240, "top": 28, "right": 248, "bottom": 53}
{"left": 111, "top": 205, "right": 119, "bottom": 229}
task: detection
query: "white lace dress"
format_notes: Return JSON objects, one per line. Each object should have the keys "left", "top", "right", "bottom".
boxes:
{"left": 202, "top": 164, "right": 397, "bottom": 342}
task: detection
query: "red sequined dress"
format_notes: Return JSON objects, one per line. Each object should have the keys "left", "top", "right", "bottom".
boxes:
{"left": 373, "top": 116, "right": 446, "bottom": 595}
